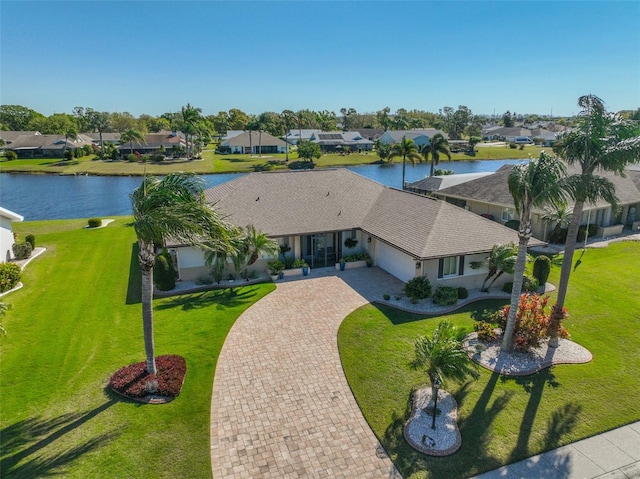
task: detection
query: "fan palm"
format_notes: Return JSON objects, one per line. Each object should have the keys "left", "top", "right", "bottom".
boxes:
{"left": 550, "top": 95, "right": 640, "bottom": 345}
{"left": 130, "top": 173, "right": 232, "bottom": 374}
{"left": 501, "top": 152, "right": 567, "bottom": 352}
{"left": 421, "top": 133, "right": 452, "bottom": 177}
{"left": 413, "top": 321, "right": 479, "bottom": 404}
{"left": 476, "top": 242, "right": 518, "bottom": 292}
{"left": 388, "top": 136, "right": 422, "bottom": 189}
{"left": 120, "top": 128, "right": 146, "bottom": 156}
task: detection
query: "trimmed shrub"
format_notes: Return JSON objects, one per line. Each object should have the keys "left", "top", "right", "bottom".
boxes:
{"left": 87, "top": 218, "right": 102, "bottom": 228}
{"left": 532, "top": 256, "right": 551, "bottom": 287}
{"left": 502, "top": 275, "right": 538, "bottom": 294}
{"left": 126, "top": 153, "right": 137, "bottom": 163}
{"left": 154, "top": 253, "right": 176, "bottom": 291}
{"left": 504, "top": 219, "right": 520, "bottom": 231}
{"left": 474, "top": 321, "right": 497, "bottom": 342}
{"left": 12, "top": 242, "right": 32, "bottom": 260}
{"left": 25, "top": 234, "right": 35, "bottom": 249}
{"left": 383, "top": 293, "right": 391, "bottom": 301}
{"left": 457, "top": 287, "right": 469, "bottom": 299}
{"left": 0, "top": 263, "right": 21, "bottom": 292}
{"left": 404, "top": 276, "right": 432, "bottom": 302}
{"left": 433, "top": 286, "right": 459, "bottom": 306}
{"left": 4, "top": 150, "right": 17, "bottom": 161}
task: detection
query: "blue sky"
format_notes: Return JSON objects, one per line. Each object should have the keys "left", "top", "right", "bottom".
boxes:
{"left": 1, "top": 1, "right": 639, "bottom": 117}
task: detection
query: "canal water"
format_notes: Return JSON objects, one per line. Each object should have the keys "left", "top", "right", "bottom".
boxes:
{"left": 0, "top": 159, "right": 526, "bottom": 221}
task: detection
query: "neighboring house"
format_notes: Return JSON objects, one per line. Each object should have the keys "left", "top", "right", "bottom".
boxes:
{"left": 309, "top": 131, "right": 374, "bottom": 153}
{"left": 84, "top": 132, "right": 121, "bottom": 145}
{"left": 221, "top": 130, "right": 245, "bottom": 141}
{"left": 167, "top": 169, "right": 536, "bottom": 289}
{"left": 0, "top": 206, "right": 24, "bottom": 263}
{"left": 283, "top": 129, "right": 321, "bottom": 145}
{"left": 0, "top": 131, "right": 41, "bottom": 146}
{"left": 221, "top": 131, "right": 287, "bottom": 154}
{"left": 529, "top": 128, "right": 557, "bottom": 146}
{"left": 482, "top": 127, "right": 532, "bottom": 142}
{"left": 117, "top": 131, "right": 186, "bottom": 156}
{"left": 435, "top": 164, "right": 640, "bottom": 241}
{"left": 7, "top": 134, "right": 94, "bottom": 158}
{"left": 405, "top": 172, "right": 493, "bottom": 195}
{"left": 377, "top": 129, "right": 448, "bottom": 147}
{"left": 356, "top": 128, "right": 385, "bottom": 141}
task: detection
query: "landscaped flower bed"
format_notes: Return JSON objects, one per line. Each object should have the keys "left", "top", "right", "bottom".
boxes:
{"left": 109, "top": 354, "right": 187, "bottom": 402}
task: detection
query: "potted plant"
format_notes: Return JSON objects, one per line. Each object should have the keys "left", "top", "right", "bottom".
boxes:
{"left": 268, "top": 259, "right": 285, "bottom": 280}
{"left": 291, "top": 258, "right": 310, "bottom": 276}
{"left": 339, "top": 258, "right": 346, "bottom": 271}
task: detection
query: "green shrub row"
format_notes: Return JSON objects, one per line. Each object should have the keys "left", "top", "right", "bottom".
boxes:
{"left": 0, "top": 263, "right": 21, "bottom": 292}
{"left": 432, "top": 286, "right": 459, "bottom": 306}
{"left": 12, "top": 242, "right": 32, "bottom": 260}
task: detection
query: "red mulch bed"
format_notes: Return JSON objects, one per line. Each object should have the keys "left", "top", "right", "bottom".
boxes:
{"left": 109, "top": 355, "right": 186, "bottom": 403}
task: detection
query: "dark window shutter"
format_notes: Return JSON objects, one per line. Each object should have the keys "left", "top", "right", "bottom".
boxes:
{"left": 438, "top": 258, "right": 444, "bottom": 279}
{"left": 458, "top": 256, "right": 465, "bottom": 275}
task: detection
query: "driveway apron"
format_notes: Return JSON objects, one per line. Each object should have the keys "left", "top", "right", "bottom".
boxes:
{"left": 210, "top": 270, "right": 402, "bottom": 478}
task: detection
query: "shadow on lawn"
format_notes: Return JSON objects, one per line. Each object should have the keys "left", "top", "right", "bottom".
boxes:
{"left": 126, "top": 242, "right": 141, "bottom": 305}
{"left": 155, "top": 286, "right": 257, "bottom": 312}
{"left": 0, "top": 399, "right": 120, "bottom": 477}
{"left": 376, "top": 299, "right": 508, "bottom": 327}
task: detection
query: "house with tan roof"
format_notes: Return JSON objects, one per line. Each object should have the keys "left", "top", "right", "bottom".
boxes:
{"left": 435, "top": 164, "right": 640, "bottom": 241}
{"left": 220, "top": 131, "right": 287, "bottom": 154}
{"left": 309, "top": 131, "right": 374, "bottom": 153}
{"left": 378, "top": 129, "right": 448, "bottom": 148}
{"left": 168, "top": 168, "right": 536, "bottom": 289}
{"left": 117, "top": 131, "right": 186, "bottom": 156}
{"left": 7, "top": 134, "right": 94, "bottom": 158}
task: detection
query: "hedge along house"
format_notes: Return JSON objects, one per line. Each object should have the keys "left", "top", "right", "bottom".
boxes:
{"left": 435, "top": 164, "right": 640, "bottom": 242}
{"left": 167, "top": 169, "right": 535, "bottom": 289}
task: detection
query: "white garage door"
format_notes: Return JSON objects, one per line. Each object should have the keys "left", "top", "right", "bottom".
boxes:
{"left": 374, "top": 241, "right": 415, "bottom": 283}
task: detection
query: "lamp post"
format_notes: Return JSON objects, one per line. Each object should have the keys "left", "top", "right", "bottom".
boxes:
{"left": 431, "top": 378, "right": 441, "bottom": 430}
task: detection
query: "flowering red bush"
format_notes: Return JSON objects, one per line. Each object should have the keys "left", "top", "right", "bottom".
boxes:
{"left": 109, "top": 355, "right": 186, "bottom": 398}
{"left": 498, "top": 294, "right": 569, "bottom": 351}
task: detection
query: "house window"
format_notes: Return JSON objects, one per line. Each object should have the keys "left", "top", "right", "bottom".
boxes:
{"left": 438, "top": 256, "right": 465, "bottom": 278}
{"left": 502, "top": 207, "right": 514, "bottom": 222}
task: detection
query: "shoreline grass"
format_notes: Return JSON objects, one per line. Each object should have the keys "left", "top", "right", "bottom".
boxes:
{"left": 338, "top": 242, "right": 640, "bottom": 479}
{"left": 1, "top": 218, "right": 274, "bottom": 478}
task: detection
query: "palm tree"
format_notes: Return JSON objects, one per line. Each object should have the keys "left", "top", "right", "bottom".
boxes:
{"left": 421, "top": 133, "right": 452, "bottom": 177}
{"left": 501, "top": 153, "right": 567, "bottom": 352}
{"left": 388, "top": 136, "right": 422, "bottom": 189}
{"left": 120, "top": 128, "right": 146, "bottom": 156}
{"left": 243, "top": 225, "right": 279, "bottom": 266}
{"left": 62, "top": 128, "right": 78, "bottom": 157}
{"left": 541, "top": 202, "right": 573, "bottom": 243}
{"left": 130, "top": 173, "right": 231, "bottom": 374}
{"left": 474, "top": 242, "right": 518, "bottom": 292}
{"left": 180, "top": 104, "right": 203, "bottom": 158}
{"left": 413, "top": 321, "right": 479, "bottom": 406}
{"left": 549, "top": 94, "right": 640, "bottom": 346}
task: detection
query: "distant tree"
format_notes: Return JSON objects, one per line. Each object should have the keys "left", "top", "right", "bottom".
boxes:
{"left": 110, "top": 111, "right": 139, "bottom": 132}
{"left": 0, "top": 105, "right": 46, "bottom": 131}
{"left": 315, "top": 110, "right": 337, "bottom": 131}
{"left": 340, "top": 107, "right": 357, "bottom": 131}
{"left": 146, "top": 116, "right": 171, "bottom": 133}
{"left": 86, "top": 109, "right": 111, "bottom": 159}
{"left": 439, "top": 105, "right": 472, "bottom": 140}
{"left": 297, "top": 140, "right": 321, "bottom": 163}
{"left": 468, "top": 136, "right": 482, "bottom": 150}
{"left": 120, "top": 128, "right": 146, "bottom": 155}
{"left": 421, "top": 133, "right": 451, "bottom": 177}
{"left": 501, "top": 111, "right": 515, "bottom": 127}
{"left": 376, "top": 107, "right": 392, "bottom": 130}
{"left": 388, "top": 136, "right": 422, "bottom": 188}
{"left": 374, "top": 139, "right": 392, "bottom": 162}
{"left": 62, "top": 128, "right": 78, "bottom": 157}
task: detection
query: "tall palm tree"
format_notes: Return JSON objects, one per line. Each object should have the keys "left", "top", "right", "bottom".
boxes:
{"left": 388, "top": 136, "right": 422, "bottom": 189}
{"left": 474, "top": 242, "right": 518, "bottom": 292}
{"left": 549, "top": 94, "right": 640, "bottom": 345}
{"left": 130, "top": 173, "right": 231, "bottom": 374}
{"left": 421, "top": 133, "right": 452, "bottom": 177}
{"left": 180, "top": 103, "right": 203, "bottom": 158}
{"left": 281, "top": 109, "right": 296, "bottom": 161}
{"left": 120, "top": 128, "right": 146, "bottom": 156}
{"left": 62, "top": 128, "right": 78, "bottom": 157}
{"left": 501, "top": 153, "right": 567, "bottom": 352}
{"left": 413, "top": 321, "right": 479, "bottom": 406}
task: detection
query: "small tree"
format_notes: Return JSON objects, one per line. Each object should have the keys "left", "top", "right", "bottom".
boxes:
{"left": 297, "top": 140, "right": 321, "bottom": 163}
{"left": 413, "top": 321, "right": 479, "bottom": 406}
{"left": 532, "top": 256, "right": 551, "bottom": 287}
{"left": 4, "top": 150, "right": 17, "bottom": 161}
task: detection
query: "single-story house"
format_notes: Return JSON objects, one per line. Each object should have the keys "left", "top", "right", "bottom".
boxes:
{"left": 405, "top": 172, "right": 493, "bottom": 195}
{"left": 221, "top": 131, "right": 287, "bottom": 154}
{"left": 117, "top": 131, "right": 186, "bottom": 156}
{"left": 84, "top": 132, "right": 121, "bottom": 145}
{"left": 7, "top": 134, "right": 94, "bottom": 158}
{"left": 167, "top": 168, "right": 539, "bottom": 289}
{"left": 435, "top": 164, "right": 640, "bottom": 241}
{"left": 482, "top": 127, "right": 531, "bottom": 141}
{"left": 309, "top": 131, "right": 374, "bottom": 153}
{"left": 0, "top": 131, "right": 41, "bottom": 146}
{"left": 283, "top": 129, "right": 321, "bottom": 145}
{"left": 0, "top": 206, "right": 24, "bottom": 263}
{"left": 377, "top": 129, "right": 448, "bottom": 148}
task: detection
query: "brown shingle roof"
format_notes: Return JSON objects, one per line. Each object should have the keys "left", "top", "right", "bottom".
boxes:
{"left": 222, "top": 131, "right": 286, "bottom": 148}
{"left": 204, "top": 168, "right": 531, "bottom": 259}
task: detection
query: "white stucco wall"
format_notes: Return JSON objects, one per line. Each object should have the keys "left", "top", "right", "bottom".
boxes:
{"left": 0, "top": 211, "right": 23, "bottom": 263}
{"left": 374, "top": 241, "right": 416, "bottom": 283}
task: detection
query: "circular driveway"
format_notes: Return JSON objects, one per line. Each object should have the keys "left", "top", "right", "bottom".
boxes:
{"left": 210, "top": 268, "right": 403, "bottom": 478}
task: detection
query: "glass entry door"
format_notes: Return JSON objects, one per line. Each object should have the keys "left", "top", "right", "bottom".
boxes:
{"left": 303, "top": 233, "right": 337, "bottom": 268}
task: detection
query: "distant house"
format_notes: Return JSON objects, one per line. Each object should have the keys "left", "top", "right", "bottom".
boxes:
{"left": 167, "top": 168, "right": 536, "bottom": 289}
{"left": 529, "top": 128, "right": 557, "bottom": 147}
{"left": 435, "top": 164, "right": 640, "bottom": 241}
{"left": 7, "top": 134, "right": 94, "bottom": 158}
{"left": 283, "top": 129, "right": 321, "bottom": 145}
{"left": 84, "top": 132, "right": 121, "bottom": 145}
{"left": 377, "top": 129, "right": 448, "bottom": 148}
{"left": 117, "top": 131, "right": 186, "bottom": 156}
{"left": 405, "top": 172, "right": 493, "bottom": 195}
{"left": 309, "top": 131, "right": 374, "bottom": 153}
{"left": 220, "top": 131, "right": 287, "bottom": 154}
{"left": 482, "top": 127, "right": 532, "bottom": 142}
{"left": 0, "top": 206, "right": 24, "bottom": 263}
{"left": 0, "top": 131, "right": 41, "bottom": 146}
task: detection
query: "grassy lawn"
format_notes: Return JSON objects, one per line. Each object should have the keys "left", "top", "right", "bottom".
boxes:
{"left": 338, "top": 242, "right": 640, "bottom": 479}
{"left": 1, "top": 218, "right": 274, "bottom": 478}
{"left": 0, "top": 145, "right": 545, "bottom": 176}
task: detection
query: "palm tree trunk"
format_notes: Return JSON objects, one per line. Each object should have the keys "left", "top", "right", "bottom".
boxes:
{"left": 549, "top": 200, "right": 585, "bottom": 347}
{"left": 430, "top": 156, "right": 435, "bottom": 177}
{"left": 130, "top": 142, "right": 133, "bottom": 156}
{"left": 138, "top": 239, "right": 157, "bottom": 374}
{"left": 99, "top": 130, "right": 104, "bottom": 159}
{"left": 486, "top": 271, "right": 505, "bottom": 291}
{"left": 501, "top": 224, "right": 531, "bottom": 352}
{"left": 402, "top": 156, "right": 407, "bottom": 190}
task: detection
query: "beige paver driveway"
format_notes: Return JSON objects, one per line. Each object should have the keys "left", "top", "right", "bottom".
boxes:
{"left": 210, "top": 268, "right": 404, "bottom": 478}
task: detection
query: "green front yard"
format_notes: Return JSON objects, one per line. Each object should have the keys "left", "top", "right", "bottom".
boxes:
{"left": 0, "top": 145, "right": 547, "bottom": 176}
{"left": 1, "top": 219, "right": 274, "bottom": 478}
{"left": 338, "top": 242, "right": 640, "bottom": 479}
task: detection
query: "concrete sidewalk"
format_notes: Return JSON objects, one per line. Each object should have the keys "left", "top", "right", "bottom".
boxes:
{"left": 472, "top": 421, "right": 640, "bottom": 479}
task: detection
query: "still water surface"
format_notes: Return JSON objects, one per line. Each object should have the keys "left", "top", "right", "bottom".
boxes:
{"left": 0, "top": 159, "right": 526, "bottom": 221}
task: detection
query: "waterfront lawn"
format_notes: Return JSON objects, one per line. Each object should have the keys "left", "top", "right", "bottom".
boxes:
{"left": 0, "top": 145, "right": 545, "bottom": 175}
{"left": 338, "top": 242, "right": 640, "bottom": 479}
{"left": 1, "top": 218, "right": 274, "bottom": 478}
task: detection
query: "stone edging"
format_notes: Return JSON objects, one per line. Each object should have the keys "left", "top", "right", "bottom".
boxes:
{"left": 109, "top": 386, "right": 177, "bottom": 404}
